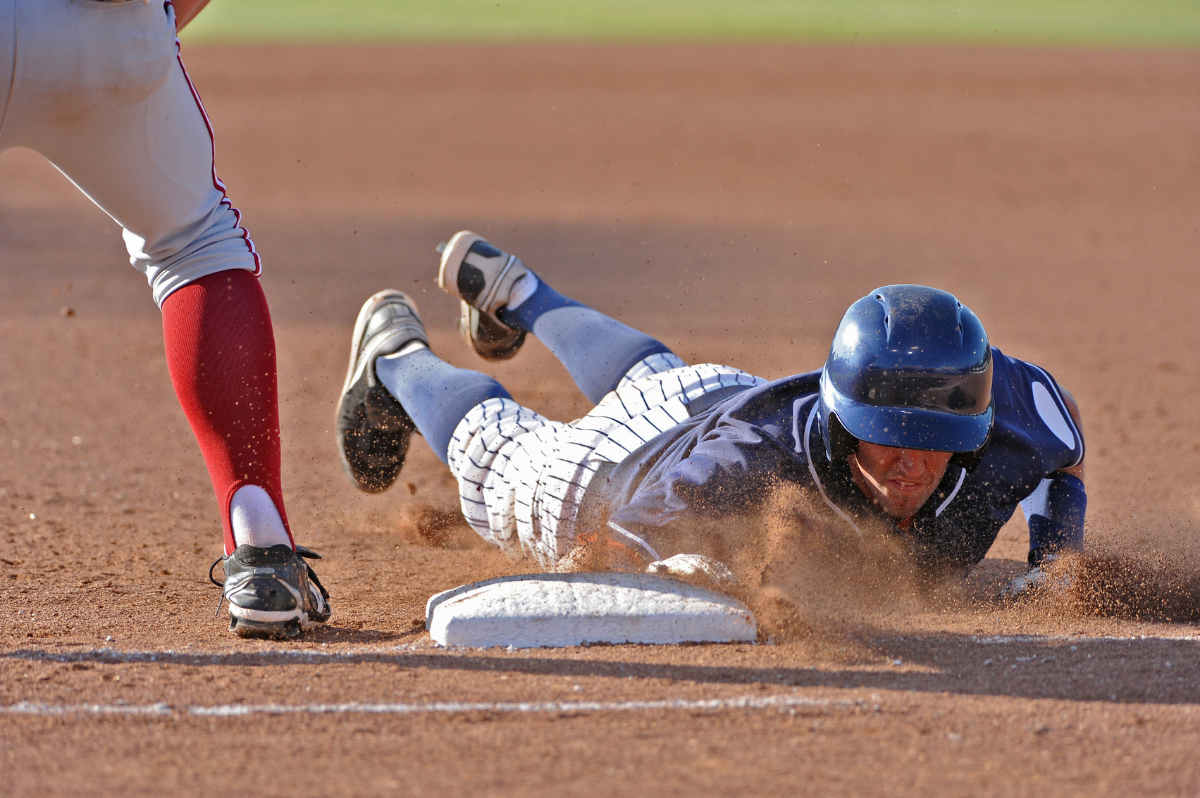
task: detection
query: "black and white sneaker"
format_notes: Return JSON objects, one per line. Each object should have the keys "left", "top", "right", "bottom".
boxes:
{"left": 436, "top": 231, "right": 528, "bottom": 362}
{"left": 211, "top": 544, "right": 331, "bottom": 640}
{"left": 335, "top": 290, "right": 428, "bottom": 493}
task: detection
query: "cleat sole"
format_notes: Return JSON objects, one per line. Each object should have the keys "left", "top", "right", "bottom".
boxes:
{"left": 230, "top": 614, "right": 304, "bottom": 640}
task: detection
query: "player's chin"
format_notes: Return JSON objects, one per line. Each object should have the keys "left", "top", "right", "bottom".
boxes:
{"left": 881, "top": 485, "right": 936, "bottom": 518}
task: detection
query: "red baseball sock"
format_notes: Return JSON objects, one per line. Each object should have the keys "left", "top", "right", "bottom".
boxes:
{"left": 161, "top": 269, "right": 293, "bottom": 554}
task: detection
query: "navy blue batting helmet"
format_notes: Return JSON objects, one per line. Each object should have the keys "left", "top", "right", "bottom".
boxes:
{"left": 818, "top": 285, "right": 993, "bottom": 470}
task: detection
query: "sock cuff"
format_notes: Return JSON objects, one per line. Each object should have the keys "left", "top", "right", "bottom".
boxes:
{"left": 228, "top": 483, "right": 294, "bottom": 554}
{"left": 497, "top": 277, "right": 585, "bottom": 333}
{"left": 506, "top": 272, "right": 540, "bottom": 310}
{"left": 394, "top": 339, "right": 429, "bottom": 358}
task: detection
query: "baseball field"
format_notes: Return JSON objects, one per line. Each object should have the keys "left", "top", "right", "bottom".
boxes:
{"left": 3, "top": 1, "right": 1200, "bottom": 794}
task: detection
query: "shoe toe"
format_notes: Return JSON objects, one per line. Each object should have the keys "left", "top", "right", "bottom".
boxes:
{"left": 228, "top": 576, "right": 299, "bottom": 614}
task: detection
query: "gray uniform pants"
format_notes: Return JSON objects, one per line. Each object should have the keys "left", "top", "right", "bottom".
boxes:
{"left": 0, "top": 0, "right": 260, "bottom": 306}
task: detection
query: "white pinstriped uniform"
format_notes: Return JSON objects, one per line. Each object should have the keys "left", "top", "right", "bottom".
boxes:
{"left": 446, "top": 353, "right": 768, "bottom": 568}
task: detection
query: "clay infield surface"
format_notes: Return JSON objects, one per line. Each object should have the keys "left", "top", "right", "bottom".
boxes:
{"left": 1, "top": 43, "right": 1199, "bottom": 795}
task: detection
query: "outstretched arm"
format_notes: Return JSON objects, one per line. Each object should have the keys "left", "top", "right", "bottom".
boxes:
{"left": 1024, "top": 388, "right": 1086, "bottom": 566}
{"left": 1004, "top": 388, "right": 1086, "bottom": 597}
{"left": 172, "top": 0, "right": 214, "bottom": 32}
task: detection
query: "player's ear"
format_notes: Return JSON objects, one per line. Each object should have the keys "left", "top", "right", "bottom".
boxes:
{"left": 950, "top": 426, "right": 993, "bottom": 473}
{"left": 828, "top": 413, "right": 859, "bottom": 461}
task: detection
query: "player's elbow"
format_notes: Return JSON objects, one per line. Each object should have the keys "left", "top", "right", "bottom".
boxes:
{"left": 1057, "top": 387, "right": 1085, "bottom": 480}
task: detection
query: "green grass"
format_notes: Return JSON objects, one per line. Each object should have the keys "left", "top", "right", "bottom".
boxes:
{"left": 181, "top": 0, "right": 1200, "bottom": 47}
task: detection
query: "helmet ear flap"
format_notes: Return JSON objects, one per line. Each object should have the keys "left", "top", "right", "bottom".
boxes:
{"left": 826, "top": 412, "right": 859, "bottom": 461}
{"left": 950, "top": 425, "right": 993, "bottom": 473}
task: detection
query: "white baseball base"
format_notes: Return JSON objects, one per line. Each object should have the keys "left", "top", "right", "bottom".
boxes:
{"left": 425, "top": 572, "right": 757, "bottom": 649}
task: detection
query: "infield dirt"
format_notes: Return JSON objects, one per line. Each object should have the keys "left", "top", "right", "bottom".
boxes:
{"left": 2, "top": 44, "right": 1199, "bottom": 795}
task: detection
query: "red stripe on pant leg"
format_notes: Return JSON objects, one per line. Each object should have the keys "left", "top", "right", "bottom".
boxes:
{"left": 171, "top": 25, "right": 263, "bottom": 275}
{"left": 161, "top": 269, "right": 292, "bottom": 553}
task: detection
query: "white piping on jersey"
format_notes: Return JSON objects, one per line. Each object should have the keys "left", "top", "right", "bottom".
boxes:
{"left": 1019, "top": 477, "right": 1052, "bottom": 520}
{"left": 173, "top": 41, "right": 262, "bottom": 276}
{"left": 1025, "top": 363, "right": 1085, "bottom": 468}
{"left": 934, "top": 467, "right": 967, "bottom": 517}
{"left": 798, "top": 400, "right": 865, "bottom": 542}
{"left": 607, "top": 521, "right": 662, "bottom": 563}
{"left": 791, "top": 396, "right": 808, "bottom": 456}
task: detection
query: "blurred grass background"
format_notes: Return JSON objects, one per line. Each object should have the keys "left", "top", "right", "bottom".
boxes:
{"left": 182, "top": 0, "right": 1200, "bottom": 47}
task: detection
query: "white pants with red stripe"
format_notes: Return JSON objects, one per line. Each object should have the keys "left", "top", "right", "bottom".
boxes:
{"left": 0, "top": 0, "right": 259, "bottom": 306}
{"left": 446, "top": 353, "right": 768, "bottom": 569}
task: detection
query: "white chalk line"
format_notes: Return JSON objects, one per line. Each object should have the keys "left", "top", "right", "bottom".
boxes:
{"left": 2, "top": 646, "right": 425, "bottom": 665}
{"left": 0, "top": 694, "right": 843, "bottom": 718}
{"left": 970, "top": 634, "right": 1198, "bottom": 645}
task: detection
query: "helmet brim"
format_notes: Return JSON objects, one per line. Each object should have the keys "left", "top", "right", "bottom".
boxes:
{"left": 829, "top": 390, "right": 994, "bottom": 454}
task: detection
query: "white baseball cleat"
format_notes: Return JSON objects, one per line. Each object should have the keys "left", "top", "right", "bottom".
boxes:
{"left": 436, "top": 231, "right": 529, "bottom": 361}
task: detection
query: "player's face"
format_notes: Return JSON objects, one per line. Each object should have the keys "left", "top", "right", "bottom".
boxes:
{"left": 846, "top": 442, "right": 954, "bottom": 520}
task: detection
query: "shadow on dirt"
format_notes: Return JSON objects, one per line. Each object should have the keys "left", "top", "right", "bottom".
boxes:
{"left": 5, "top": 630, "right": 1198, "bottom": 706}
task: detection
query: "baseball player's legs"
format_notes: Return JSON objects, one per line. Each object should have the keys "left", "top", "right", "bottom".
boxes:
{"left": 372, "top": 314, "right": 763, "bottom": 566}
{"left": 437, "top": 358, "right": 766, "bottom": 567}
{"left": 496, "top": 276, "right": 678, "bottom": 403}
{"left": 0, "top": 0, "right": 295, "bottom": 558}
{"left": 373, "top": 345, "right": 511, "bottom": 466}
{"left": 398, "top": 240, "right": 771, "bottom": 565}
{"left": 4, "top": 0, "right": 258, "bottom": 306}
{"left": 161, "top": 269, "right": 294, "bottom": 555}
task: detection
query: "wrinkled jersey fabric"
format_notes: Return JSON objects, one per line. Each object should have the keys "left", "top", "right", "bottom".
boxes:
{"left": 601, "top": 347, "right": 1084, "bottom": 573}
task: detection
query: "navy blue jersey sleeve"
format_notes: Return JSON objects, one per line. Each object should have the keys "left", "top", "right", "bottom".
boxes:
{"left": 606, "top": 418, "right": 805, "bottom": 554}
{"left": 990, "top": 350, "right": 1087, "bottom": 565}
{"left": 1019, "top": 472, "right": 1086, "bottom": 566}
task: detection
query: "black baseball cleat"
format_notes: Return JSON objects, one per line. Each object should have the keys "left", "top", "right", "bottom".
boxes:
{"left": 436, "top": 231, "right": 528, "bottom": 362}
{"left": 335, "top": 290, "right": 428, "bottom": 493}
{"left": 211, "top": 544, "right": 331, "bottom": 640}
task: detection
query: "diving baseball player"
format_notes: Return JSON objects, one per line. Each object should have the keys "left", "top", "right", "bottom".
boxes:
{"left": 1, "top": 0, "right": 328, "bottom": 637}
{"left": 336, "top": 232, "right": 1086, "bottom": 593}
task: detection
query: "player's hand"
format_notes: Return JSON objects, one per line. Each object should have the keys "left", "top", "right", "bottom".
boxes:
{"left": 999, "top": 556, "right": 1072, "bottom": 600}
{"left": 647, "top": 554, "right": 737, "bottom": 586}
{"left": 999, "top": 566, "right": 1048, "bottom": 599}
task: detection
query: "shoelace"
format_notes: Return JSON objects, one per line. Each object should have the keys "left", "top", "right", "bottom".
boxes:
{"left": 208, "top": 545, "right": 328, "bottom": 617}
{"left": 208, "top": 556, "right": 227, "bottom": 617}
{"left": 297, "top": 546, "right": 331, "bottom": 607}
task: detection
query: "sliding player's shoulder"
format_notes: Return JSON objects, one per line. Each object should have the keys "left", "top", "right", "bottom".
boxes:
{"left": 991, "top": 348, "right": 1083, "bottom": 465}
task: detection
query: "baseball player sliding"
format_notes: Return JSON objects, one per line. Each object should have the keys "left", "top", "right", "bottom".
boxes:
{"left": 337, "top": 233, "right": 1086, "bottom": 595}
{"left": 1, "top": 0, "right": 328, "bottom": 637}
